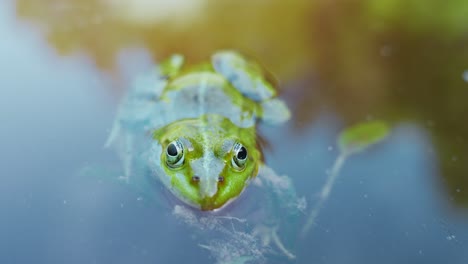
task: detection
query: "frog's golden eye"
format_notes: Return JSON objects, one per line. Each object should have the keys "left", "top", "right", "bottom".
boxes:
{"left": 231, "top": 142, "right": 247, "bottom": 170}
{"left": 166, "top": 139, "right": 184, "bottom": 168}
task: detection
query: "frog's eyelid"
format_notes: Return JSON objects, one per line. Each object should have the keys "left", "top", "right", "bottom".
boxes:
{"left": 214, "top": 139, "right": 236, "bottom": 157}
{"left": 179, "top": 137, "right": 194, "bottom": 151}
{"left": 165, "top": 137, "right": 193, "bottom": 152}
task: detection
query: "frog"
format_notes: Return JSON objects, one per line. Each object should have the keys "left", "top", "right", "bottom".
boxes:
{"left": 105, "top": 50, "right": 304, "bottom": 262}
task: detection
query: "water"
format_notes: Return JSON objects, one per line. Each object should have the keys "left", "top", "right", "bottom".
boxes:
{"left": 2, "top": 1, "right": 468, "bottom": 263}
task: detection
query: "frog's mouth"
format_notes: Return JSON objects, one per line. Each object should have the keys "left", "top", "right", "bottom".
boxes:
{"left": 168, "top": 172, "right": 251, "bottom": 211}
{"left": 200, "top": 197, "right": 220, "bottom": 211}
{"left": 198, "top": 177, "right": 252, "bottom": 211}
{"left": 199, "top": 192, "right": 243, "bottom": 211}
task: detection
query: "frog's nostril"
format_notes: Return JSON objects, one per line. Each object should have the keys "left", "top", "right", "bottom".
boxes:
{"left": 192, "top": 176, "right": 200, "bottom": 182}
{"left": 218, "top": 176, "right": 224, "bottom": 182}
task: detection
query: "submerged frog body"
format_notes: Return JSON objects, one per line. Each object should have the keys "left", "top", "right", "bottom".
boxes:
{"left": 106, "top": 51, "right": 290, "bottom": 211}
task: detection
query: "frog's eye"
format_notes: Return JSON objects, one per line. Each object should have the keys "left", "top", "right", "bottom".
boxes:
{"left": 166, "top": 139, "right": 184, "bottom": 168}
{"left": 231, "top": 142, "right": 248, "bottom": 170}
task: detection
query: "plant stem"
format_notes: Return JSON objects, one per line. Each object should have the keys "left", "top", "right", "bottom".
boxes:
{"left": 301, "top": 153, "right": 348, "bottom": 236}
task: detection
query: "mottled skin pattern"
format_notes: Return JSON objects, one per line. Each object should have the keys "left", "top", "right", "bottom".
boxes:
{"left": 106, "top": 50, "right": 290, "bottom": 211}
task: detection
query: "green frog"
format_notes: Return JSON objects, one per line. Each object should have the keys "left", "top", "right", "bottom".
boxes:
{"left": 106, "top": 50, "right": 291, "bottom": 210}
{"left": 106, "top": 51, "right": 303, "bottom": 262}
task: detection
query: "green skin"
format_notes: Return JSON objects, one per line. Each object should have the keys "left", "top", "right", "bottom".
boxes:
{"left": 154, "top": 115, "right": 260, "bottom": 210}
{"left": 107, "top": 51, "right": 301, "bottom": 260}
{"left": 108, "top": 50, "right": 290, "bottom": 211}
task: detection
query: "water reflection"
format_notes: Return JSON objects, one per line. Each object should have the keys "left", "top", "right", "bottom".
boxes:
{"left": 16, "top": 0, "right": 312, "bottom": 77}
{"left": 3, "top": 0, "right": 468, "bottom": 263}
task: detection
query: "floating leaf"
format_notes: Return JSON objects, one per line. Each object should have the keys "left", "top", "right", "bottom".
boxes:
{"left": 338, "top": 120, "right": 390, "bottom": 155}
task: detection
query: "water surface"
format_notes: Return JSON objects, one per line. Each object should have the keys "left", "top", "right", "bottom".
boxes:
{"left": 1, "top": 1, "right": 468, "bottom": 263}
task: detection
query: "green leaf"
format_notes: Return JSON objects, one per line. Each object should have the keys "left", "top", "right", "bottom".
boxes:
{"left": 338, "top": 120, "right": 390, "bottom": 155}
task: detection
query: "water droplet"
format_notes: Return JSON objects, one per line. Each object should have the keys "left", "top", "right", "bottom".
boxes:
{"left": 462, "top": 70, "right": 468, "bottom": 83}
{"left": 137, "top": 197, "right": 143, "bottom": 201}
{"left": 63, "top": 200, "right": 67, "bottom": 205}
{"left": 327, "top": 146, "right": 333, "bottom": 151}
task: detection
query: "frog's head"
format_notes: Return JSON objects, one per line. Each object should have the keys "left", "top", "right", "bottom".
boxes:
{"left": 151, "top": 115, "right": 260, "bottom": 211}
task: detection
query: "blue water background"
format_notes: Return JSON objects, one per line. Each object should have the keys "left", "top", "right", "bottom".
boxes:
{"left": 1, "top": 1, "right": 468, "bottom": 263}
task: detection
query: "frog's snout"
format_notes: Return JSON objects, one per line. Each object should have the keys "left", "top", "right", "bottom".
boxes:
{"left": 198, "top": 175, "right": 219, "bottom": 198}
{"left": 190, "top": 153, "right": 225, "bottom": 199}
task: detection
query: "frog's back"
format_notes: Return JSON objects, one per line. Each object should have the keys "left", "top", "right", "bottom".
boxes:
{"left": 106, "top": 50, "right": 291, "bottom": 155}
{"left": 156, "top": 71, "right": 259, "bottom": 129}
{"left": 105, "top": 50, "right": 292, "bottom": 209}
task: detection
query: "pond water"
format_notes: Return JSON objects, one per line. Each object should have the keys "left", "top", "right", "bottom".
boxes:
{"left": 1, "top": 1, "right": 468, "bottom": 263}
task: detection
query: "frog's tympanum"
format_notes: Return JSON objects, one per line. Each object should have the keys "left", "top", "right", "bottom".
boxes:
{"left": 106, "top": 51, "right": 290, "bottom": 211}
